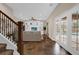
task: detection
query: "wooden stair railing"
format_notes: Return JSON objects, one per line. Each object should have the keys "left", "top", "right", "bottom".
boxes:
{"left": 0, "top": 10, "right": 23, "bottom": 55}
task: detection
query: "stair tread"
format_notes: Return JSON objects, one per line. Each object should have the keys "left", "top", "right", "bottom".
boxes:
{"left": 0, "top": 49, "right": 14, "bottom": 55}
{"left": 0, "top": 44, "right": 6, "bottom": 49}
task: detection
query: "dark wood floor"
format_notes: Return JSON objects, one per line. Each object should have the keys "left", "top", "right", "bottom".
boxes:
{"left": 23, "top": 35, "right": 71, "bottom": 55}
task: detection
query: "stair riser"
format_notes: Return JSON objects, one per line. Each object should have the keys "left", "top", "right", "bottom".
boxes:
{"left": 0, "top": 44, "right": 7, "bottom": 53}
{"left": 0, "top": 44, "right": 14, "bottom": 55}
{"left": 0, "top": 49, "right": 14, "bottom": 55}
{"left": 0, "top": 46, "right": 6, "bottom": 53}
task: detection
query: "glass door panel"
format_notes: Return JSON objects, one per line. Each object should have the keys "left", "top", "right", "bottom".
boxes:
{"left": 56, "top": 21, "right": 60, "bottom": 41}
{"left": 60, "top": 17, "right": 67, "bottom": 45}
{"left": 72, "top": 13, "right": 79, "bottom": 51}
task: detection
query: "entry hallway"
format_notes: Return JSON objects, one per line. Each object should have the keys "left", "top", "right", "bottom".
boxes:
{"left": 23, "top": 35, "right": 71, "bottom": 55}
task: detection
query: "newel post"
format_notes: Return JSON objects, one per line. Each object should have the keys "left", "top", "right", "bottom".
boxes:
{"left": 17, "top": 21, "right": 23, "bottom": 55}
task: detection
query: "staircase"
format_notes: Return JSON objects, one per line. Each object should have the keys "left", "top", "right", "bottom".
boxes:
{"left": 0, "top": 43, "right": 13, "bottom": 55}
{"left": 0, "top": 10, "right": 24, "bottom": 55}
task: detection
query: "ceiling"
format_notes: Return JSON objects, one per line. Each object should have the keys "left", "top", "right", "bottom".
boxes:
{"left": 6, "top": 3, "right": 58, "bottom": 21}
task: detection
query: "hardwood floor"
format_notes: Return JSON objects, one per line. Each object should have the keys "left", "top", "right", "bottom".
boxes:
{"left": 23, "top": 35, "right": 71, "bottom": 55}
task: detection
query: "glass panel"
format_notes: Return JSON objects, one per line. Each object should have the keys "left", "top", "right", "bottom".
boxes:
{"left": 55, "top": 20, "right": 60, "bottom": 41}
{"left": 72, "top": 13, "right": 79, "bottom": 51}
{"left": 60, "top": 18, "right": 67, "bottom": 45}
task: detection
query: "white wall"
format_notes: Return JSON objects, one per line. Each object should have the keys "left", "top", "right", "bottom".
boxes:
{"left": 0, "top": 3, "right": 18, "bottom": 22}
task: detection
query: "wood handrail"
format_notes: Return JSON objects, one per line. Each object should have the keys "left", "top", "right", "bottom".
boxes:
{"left": 0, "top": 10, "right": 18, "bottom": 26}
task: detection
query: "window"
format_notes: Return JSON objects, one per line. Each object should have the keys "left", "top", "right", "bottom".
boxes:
{"left": 72, "top": 13, "right": 79, "bottom": 51}
{"left": 31, "top": 27, "right": 37, "bottom": 31}
{"left": 60, "top": 17, "right": 67, "bottom": 44}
